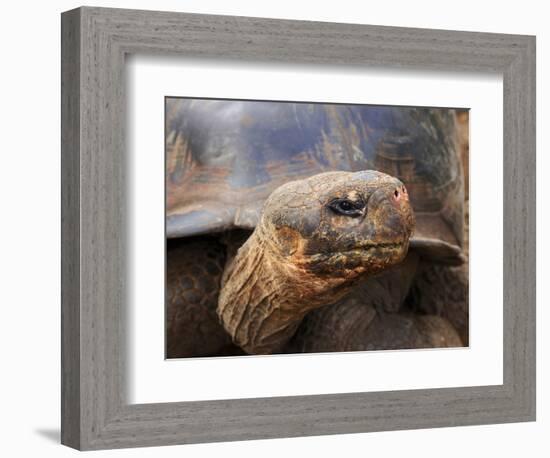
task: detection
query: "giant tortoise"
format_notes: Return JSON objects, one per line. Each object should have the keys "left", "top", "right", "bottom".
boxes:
{"left": 165, "top": 100, "right": 468, "bottom": 358}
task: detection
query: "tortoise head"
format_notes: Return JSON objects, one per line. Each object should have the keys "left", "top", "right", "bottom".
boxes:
{"left": 258, "top": 170, "right": 415, "bottom": 279}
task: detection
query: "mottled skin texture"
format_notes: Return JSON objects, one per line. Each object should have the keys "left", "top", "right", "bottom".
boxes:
{"left": 217, "top": 171, "right": 415, "bottom": 354}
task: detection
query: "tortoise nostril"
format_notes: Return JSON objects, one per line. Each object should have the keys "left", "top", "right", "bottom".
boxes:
{"left": 394, "top": 189, "right": 399, "bottom": 199}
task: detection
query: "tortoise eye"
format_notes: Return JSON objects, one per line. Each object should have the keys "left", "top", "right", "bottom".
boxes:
{"left": 328, "top": 198, "right": 364, "bottom": 217}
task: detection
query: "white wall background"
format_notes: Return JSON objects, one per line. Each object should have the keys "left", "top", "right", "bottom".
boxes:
{"left": 0, "top": 1, "right": 546, "bottom": 456}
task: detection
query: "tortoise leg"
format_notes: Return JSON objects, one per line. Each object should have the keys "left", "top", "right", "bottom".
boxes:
{"left": 289, "top": 296, "right": 462, "bottom": 353}
{"left": 413, "top": 315, "right": 463, "bottom": 348}
{"left": 406, "top": 260, "right": 469, "bottom": 346}
{"left": 288, "top": 254, "right": 463, "bottom": 353}
{"left": 166, "top": 237, "right": 238, "bottom": 358}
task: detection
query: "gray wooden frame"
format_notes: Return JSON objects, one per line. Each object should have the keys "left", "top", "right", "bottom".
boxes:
{"left": 61, "top": 6, "right": 536, "bottom": 451}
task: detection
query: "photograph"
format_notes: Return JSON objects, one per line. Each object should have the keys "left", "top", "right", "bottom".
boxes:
{"left": 165, "top": 99, "right": 470, "bottom": 359}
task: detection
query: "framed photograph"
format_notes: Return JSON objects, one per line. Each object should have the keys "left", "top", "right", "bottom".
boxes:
{"left": 164, "top": 98, "right": 469, "bottom": 361}
{"left": 61, "top": 6, "right": 535, "bottom": 450}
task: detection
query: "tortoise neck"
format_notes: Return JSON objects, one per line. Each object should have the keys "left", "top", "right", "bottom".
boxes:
{"left": 217, "top": 228, "right": 353, "bottom": 354}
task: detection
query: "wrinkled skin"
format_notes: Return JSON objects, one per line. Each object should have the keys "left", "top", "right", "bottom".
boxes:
{"left": 288, "top": 252, "right": 462, "bottom": 353}
{"left": 217, "top": 170, "right": 415, "bottom": 354}
{"left": 407, "top": 260, "right": 469, "bottom": 345}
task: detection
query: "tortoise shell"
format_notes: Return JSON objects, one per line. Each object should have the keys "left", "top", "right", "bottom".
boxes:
{"left": 166, "top": 99, "right": 465, "bottom": 263}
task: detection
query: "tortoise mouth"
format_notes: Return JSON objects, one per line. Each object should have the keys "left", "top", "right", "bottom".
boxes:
{"left": 302, "top": 239, "right": 409, "bottom": 277}
{"left": 342, "top": 240, "right": 409, "bottom": 271}
{"left": 307, "top": 240, "right": 408, "bottom": 265}
{"left": 354, "top": 241, "right": 407, "bottom": 251}
{"left": 340, "top": 241, "right": 409, "bottom": 263}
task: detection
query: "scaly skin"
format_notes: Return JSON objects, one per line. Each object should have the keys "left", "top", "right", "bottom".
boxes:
{"left": 217, "top": 170, "right": 415, "bottom": 354}
{"left": 288, "top": 252, "right": 463, "bottom": 353}
{"left": 166, "top": 237, "right": 241, "bottom": 358}
{"left": 406, "top": 260, "right": 469, "bottom": 345}
{"left": 289, "top": 300, "right": 461, "bottom": 353}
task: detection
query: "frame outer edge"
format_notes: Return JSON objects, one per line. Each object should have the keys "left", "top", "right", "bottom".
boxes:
{"left": 521, "top": 35, "right": 536, "bottom": 420}
{"left": 61, "top": 7, "right": 82, "bottom": 450}
{"left": 527, "top": 35, "right": 536, "bottom": 421}
{"left": 502, "top": 35, "right": 536, "bottom": 421}
{"left": 61, "top": 6, "right": 537, "bottom": 450}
